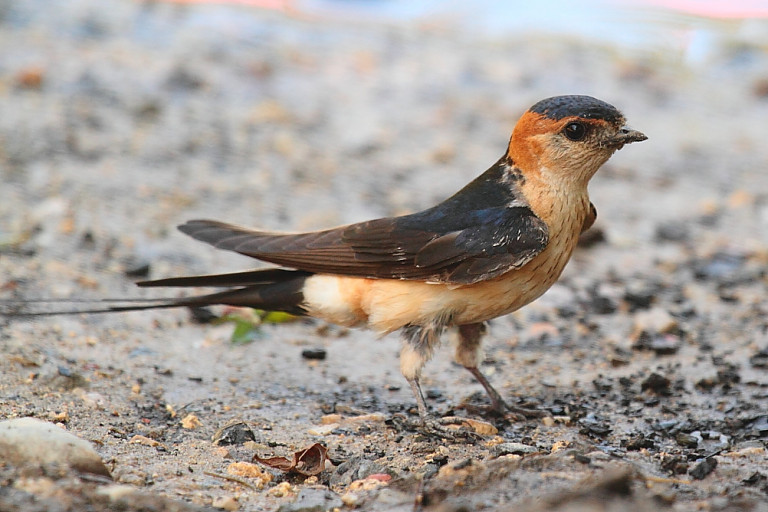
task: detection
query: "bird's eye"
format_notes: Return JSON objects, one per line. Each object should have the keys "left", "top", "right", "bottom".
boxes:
{"left": 563, "top": 122, "right": 587, "bottom": 141}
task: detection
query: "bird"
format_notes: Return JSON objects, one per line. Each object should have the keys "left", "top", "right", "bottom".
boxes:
{"left": 2, "top": 95, "right": 646, "bottom": 422}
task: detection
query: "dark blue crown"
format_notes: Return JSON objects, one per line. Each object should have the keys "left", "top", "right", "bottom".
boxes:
{"left": 529, "top": 95, "right": 623, "bottom": 124}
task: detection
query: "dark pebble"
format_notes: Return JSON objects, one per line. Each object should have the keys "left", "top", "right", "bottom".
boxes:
{"left": 430, "top": 454, "right": 449, "bottom": 466}
{"left": 625, "top": 435, "right": 655, "bottom": 450}
{"left": 301, "top": 348, "right": 327, "bottom": 360}
{"left": 579, "top": 415, "right": 612, "bottom": 437}
{"left": 212, "top": 421, "right": 256, "bottom": 446}
{"left": 80, "top": 230, "right": 96, "bottom": 249}
{"left": 549, "top": 405, "right": 567, "bottom": 415}
{"left": 696, "top": 365, "right": 741, "bottom": 390}
{"left": 689, "top": 456, "right": 717, "bottom": 480}
{"left": 641, "top": 372, "right": 671, "bottom": 395}
{"left": 573, "top": 453, "right": 591, "bottom": 464}
{"left": 556, "top": 304, "right": 579, "bottom": 318}
{"left": 492, "top": 443, "right": 537, "bottom": 457}
{"left": 592, "top": 377, "right": 612, "bottom": 392}
{"left": 656, "top": 420, "right": 678, "bottom": 431}
{"left": 655, "top": 221, "right": 690, "bottom": 242}
{"left": 633, "top": 331, "right": 681, "bottom": 355}
{"left": 610, "top": 355, "right": 631, "bottom": 367}
{"left": 623, "top": 281, "right": 658, "bottom": 311}
{"left": 329, "top": 456, "right": 391, "bottom": 487}
{"left": 716, "top": 367, "right": 741, "bottom": 386}
{"left": 165, "top": 66, "right": 205, "bottom": 91}
{"left": 618, "top": 376, "right": 634, "bottom": 388}
{"left": 124, "top": 260, "right": 151, "bottom": 278}
{"left": 692, "top": 252, "right": 745, "bottom": 281}
{"left": 743, "top": 472, "right": 766, "bottom": 486}
{"left": 421, "top": 463, "right": 440, "bottom": 480}
{"left": 278, "top": 488, "right": 343, "bottom": 512}
{"left": 48, "top": 366, "right": 88, "bottom": 390}
{"left": 747, "top": 415, "right": 768, "bottom": 436}
{"left": 676, "top": 433, "right": 700, "bottom": 448}
{"left": 134, "top": 100, "right": 162, "bottom": 121}
{"left": 661, "top": 455, "right": 689, "bottom": 475}
{"left": 590, "top": 294, "right": 617, "bottom": 314}
{"left": 698, "top": 213, "right": 720, "bottom": 227}
{"left": 749, "top": 349, "right": 768, "bottom": 368}
{"left": 188, "top": 307, "right": 218, "bottom": 324}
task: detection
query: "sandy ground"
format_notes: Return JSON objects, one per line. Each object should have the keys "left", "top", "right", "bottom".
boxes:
{"left": 1, "top": 1, "right": 768, "bottom": 511}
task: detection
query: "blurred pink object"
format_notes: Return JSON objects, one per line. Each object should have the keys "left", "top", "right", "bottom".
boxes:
{"left": 624, "top": 0, "right": 768, "bottom": 18}
{"left": 157, "top": 0, "right": 294, "bottom": 11}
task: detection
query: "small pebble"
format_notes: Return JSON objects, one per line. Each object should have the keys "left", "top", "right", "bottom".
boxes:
{"left": 212, "top": 496, "right": 240, "bottom": 511}
{"left": 492, "top": 442, "right": 537, "bottom": 457}
{"left": 96, "top": 485, "right": 137, "bottom": 501}
{"left": 676, "top": 433, "right": 700, "bottom": 448}
{"left": 181, "top": 414, "right": 202, "bottom": 429}
{"left": 655, "top": 221, "right": 690, "bottom": 242}
{"left": 267, "top": 481, "right": 297, "bottom": 497}
{"left": 277, "top": 488, "right": 343, "bottom": 512}
{"left": 689, "top": 457, "right": 718, "bottom": 480}
{"left": 213, "top": 421, "right": 256, "bottom": 446}
{"left": 301, "top": 348, "right": 327, "bottom": 360}
{"left": 641, "top": 373, "right": 671, "bottom": 395}
{"left": 129, "top": 435, "right": 162, "bottom": 448}
{"left": 0, "top": 418, "right": 111, "bottom": 477}
{"left": 633, "top": 307, "right": 679, "bottom": 334}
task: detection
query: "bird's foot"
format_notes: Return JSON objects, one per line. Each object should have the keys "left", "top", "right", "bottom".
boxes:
{"left": 456, "top": 398, "right": 547, "bottom": 422}
{"left": 418, "top": 416, "right": 484, "bottom": 442}
{"left": 505, "top": 403, "right": 548, "bottom": 420}
{"left": 388, "top": 413, "right": 483, "bottom": 441}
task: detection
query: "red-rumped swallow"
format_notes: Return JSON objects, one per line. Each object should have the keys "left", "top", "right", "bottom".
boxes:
{"left": 3, "top": 95, "right": 646, "bottom": 421}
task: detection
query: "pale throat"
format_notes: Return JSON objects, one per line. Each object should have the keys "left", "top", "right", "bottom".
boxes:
{"left": 513, "top": 167, "right": 589, "bottom": 256}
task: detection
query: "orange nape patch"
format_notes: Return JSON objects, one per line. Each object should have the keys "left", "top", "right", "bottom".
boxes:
{"left": 505, "top": 111, "right": 554, "bottom": 176}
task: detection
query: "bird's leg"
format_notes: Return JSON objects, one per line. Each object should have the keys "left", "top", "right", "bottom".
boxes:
{"left": 407, "top": 377, "right": 429, "bottom": 420}
{"left": 400, "top": 322, "right": 446, "bottom": 422}
{"left": 464, "top": 365, "right": 508, "bottom": 413}
{"left": 456, "top": 323, "right": 544, "bottom": 418}
{"left": 456, "top": 323, "right": 506, "bottom": 412}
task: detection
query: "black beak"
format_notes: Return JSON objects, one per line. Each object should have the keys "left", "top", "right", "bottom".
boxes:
{"left": 606, "top": 126, "right": 647, "bottom": 148}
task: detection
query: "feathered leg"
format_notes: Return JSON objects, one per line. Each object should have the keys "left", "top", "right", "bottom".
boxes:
{"left": 400, "top": 320, "right": 448, "bottom": 421}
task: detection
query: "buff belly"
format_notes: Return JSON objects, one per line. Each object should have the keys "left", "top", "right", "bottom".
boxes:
{"left": 300, "top": 229, "right": 579, "bottom": 334}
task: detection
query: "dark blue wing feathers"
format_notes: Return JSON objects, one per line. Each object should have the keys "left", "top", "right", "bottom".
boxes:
{"left": 178, "top": 158, "right": 549, "bottom": 285}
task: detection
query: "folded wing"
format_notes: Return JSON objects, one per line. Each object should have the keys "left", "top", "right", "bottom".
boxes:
{"left": 178, "top": 203, "right": 548, "bottom": 285}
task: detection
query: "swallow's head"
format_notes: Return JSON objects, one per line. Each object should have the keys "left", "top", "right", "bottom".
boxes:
{"left": 508, "top": 95, "right": 646, "bottom": 185}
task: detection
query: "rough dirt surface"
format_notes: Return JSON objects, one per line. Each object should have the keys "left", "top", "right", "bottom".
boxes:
{"left": 1, "top": 1, "right": 768, "bottom": 511}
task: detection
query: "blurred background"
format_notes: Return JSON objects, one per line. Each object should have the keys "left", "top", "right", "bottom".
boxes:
{"left": 2, "top": 0, "right": 767, "bottom": 289}
{"left": 1, "top": 2, "right": 768, "bottom": 510}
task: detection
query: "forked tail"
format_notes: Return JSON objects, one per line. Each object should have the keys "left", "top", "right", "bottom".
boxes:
{"left": 0, "top": 269, "right": 311, "bottom": 318}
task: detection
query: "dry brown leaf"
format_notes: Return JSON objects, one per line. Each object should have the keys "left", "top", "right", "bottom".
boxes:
{"left": 252, "top": 443, "right": 328, "bottom": 476}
